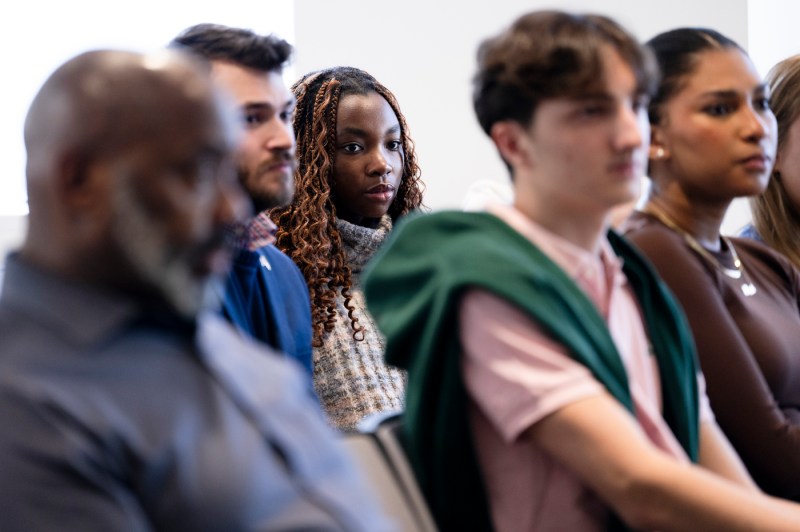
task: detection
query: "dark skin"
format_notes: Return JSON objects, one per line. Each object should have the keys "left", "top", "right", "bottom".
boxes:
{"left": 22, "top": 50, "right": 248, "bottom": 313}
{"left": 331, "top": 92, "right": 403, "bottom": 228}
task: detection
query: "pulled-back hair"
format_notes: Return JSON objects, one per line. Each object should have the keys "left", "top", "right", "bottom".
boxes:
{"left": 170, "top": 23, "right": 291, "bottom": 73}
{"left": 647, "top": 28, "right": 742, "bottom": 125}
{"left": 473, "top": 10, "right": 657, "bottom": 136}
{"left": 749, "top": 55, "right": 800, "bottom": 269}
{"left": 271, "top": 66, "right": 424, "bottom": 345}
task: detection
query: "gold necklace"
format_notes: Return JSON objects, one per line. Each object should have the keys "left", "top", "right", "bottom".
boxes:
{"left": 642, "top": 205, "right": 758, "bottom": 297}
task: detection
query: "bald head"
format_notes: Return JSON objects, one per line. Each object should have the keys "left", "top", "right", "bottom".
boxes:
{"left": 26, "top": 49, "right": 237, "bottom": 180}
{"left": 22, "top": 49, "right": 248, "bottom": 316}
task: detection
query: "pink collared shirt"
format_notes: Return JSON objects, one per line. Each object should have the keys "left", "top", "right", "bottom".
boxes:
{"left": 460, "top": 204, "right": 713, "bottom": 531}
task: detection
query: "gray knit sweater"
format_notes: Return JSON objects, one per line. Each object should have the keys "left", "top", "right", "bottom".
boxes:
{"left": 313, "top": 215, "right": 406, "bottom": 431}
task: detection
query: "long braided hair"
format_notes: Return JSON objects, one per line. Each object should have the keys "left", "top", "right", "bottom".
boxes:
{"left": 272, "top": 67, "right": 424, "bottom": 346}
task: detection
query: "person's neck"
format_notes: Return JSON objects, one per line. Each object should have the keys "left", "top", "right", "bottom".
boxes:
{"left": 335, "top": 206, "right": 382, "bottom": 228}
{"left": 19, "top": 240, "right": 84, "bottom": 283}
{"left": 641, "top": 186, "right": 730, "bottom": 251}
{"left": 512, "top": 198, "right": 609, "bottom": 256}
{"left": 20, "top": 240, "right": 188, "bottom": 319}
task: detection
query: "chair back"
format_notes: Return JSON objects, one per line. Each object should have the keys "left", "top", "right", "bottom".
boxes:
{"left": 342, "top": 414, "right": 438, "bottom": 532}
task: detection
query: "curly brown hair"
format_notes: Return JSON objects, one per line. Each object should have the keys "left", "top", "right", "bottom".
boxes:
{"left": 271, "top": 66, "right": 424, "bottom": 346}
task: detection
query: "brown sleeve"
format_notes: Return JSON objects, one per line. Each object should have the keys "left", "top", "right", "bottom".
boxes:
{"left": 626, "top": 221, "right": 800, "bottom": 501}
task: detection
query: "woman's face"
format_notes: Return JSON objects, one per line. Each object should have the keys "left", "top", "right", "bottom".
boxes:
{"left": 774, "top": 116, "right": 800, "bottom": 211}
{"left": 331, "top": 91, "right": 403, "bottom": 226}
{"left": 651, "top": 48, "right": 777, "bottom": 203}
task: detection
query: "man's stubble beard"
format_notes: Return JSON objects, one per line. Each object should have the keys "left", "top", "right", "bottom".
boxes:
{"left": 240, "top": 154, "right": 296, "bottom": 213}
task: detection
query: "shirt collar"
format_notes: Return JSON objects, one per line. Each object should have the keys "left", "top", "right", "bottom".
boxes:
{"left": 487, "top": 203, "right": 625, "bottom": 284}
{"left": 231, "top": 211, "right": 277, "bottom": 251}
{"left": 1, "top": 253, "right": 193, "bottom": 348}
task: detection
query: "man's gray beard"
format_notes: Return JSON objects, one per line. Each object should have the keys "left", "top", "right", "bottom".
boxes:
{"left": 110, "top": 176, "right": 210, "bottom": 319}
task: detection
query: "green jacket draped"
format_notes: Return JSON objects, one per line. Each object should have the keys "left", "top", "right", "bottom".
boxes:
{"left": 362, "top": 210, "right": 700, "bottom": 531}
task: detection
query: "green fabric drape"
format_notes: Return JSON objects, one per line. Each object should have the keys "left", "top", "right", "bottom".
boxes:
{"left": 363, "top": 211, "right": 700, "bottom": 531}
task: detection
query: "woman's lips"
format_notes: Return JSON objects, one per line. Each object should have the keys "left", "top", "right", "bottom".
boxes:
{"left": 739, "top": 154, "right": 770, "bottom": 172}
{"left": 365, "top": 184, "right": 396, "bottom": 202}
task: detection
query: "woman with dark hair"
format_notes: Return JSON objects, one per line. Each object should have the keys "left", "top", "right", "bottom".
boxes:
{"left": 271, "top": 67, "right": 424, "bottom": 430}
{"left": 622, "top": 28, "right": 800, "bottom": 500}
{"left": 741, "top": 54, "right": 800, "bottom": 267}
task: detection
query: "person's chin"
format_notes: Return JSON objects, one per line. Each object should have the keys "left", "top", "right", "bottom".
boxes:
{"left": 251, "top": 186, "right": 294, "bottom": 212}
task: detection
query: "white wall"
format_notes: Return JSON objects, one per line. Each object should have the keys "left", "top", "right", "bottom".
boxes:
{"left": 0, "top": 216, "right": 26, "bottom": 260}
{"left": 293, "top": 0, "right": 755, "bottom": 233}
{"left": 0, "top": 0, "right": 294, "bottom": 259}
{"left": 2, "top": 0, "right": 794, "bottom": 259}
{"left": 747, "top": 0, "right": 800, "bottom": 76}
{"left": 732, "top": 0, "right": 800, "bottom": 235}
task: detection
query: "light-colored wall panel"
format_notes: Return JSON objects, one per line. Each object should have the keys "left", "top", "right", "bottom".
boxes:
{"left": 0, "top": 0, "right": 295, "bottom": 260}
{"left": 3, "top": 0, "right": 791, "bottom": 257}
{"left": 0, "top": 216, "right": 27, "bottom": 261}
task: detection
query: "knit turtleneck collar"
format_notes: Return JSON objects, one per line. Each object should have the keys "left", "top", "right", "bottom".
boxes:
{"left": 335, "top": 215, "right": 393, "bottom": 274}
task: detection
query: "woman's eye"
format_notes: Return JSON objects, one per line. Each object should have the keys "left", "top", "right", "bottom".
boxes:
{"left": 387, "top": 140, "right": 402, "bottom": 151}
{"left": 755, "top": 97, "right": 771, "bottom": 111}
{"left": 704, "top": 103, "right": 733, "bottom": 117}
{"left": 342, "top": 143, "right": 362, "bottom": 153}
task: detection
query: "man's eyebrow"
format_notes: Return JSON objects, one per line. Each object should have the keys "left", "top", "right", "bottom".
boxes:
{"left": 242, "top": 97, "right": 296, "bottom": 111}
{"left": 242, "top": 102, "right": 274, "bottom": 112}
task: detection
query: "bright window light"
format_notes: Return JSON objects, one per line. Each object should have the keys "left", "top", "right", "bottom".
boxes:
{"left": 1, "top": 0, "right": 295, "bottom": 215}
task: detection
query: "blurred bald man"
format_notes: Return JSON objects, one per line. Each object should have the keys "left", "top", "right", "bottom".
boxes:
{"left": 0, "top": 49, "right": 390, "bottom": 531}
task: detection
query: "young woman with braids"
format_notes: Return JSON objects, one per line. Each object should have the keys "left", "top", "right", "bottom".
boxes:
{"left": 271, "top": 67, "right": 424, "bottom": 431}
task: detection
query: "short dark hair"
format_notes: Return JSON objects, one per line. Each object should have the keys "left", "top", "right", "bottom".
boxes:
{"left": 472, "top": 10, "right": 657, "bottom": 135}
{"left": 646, "top": 28, "right": 743, "bottom": 125}
{"left": 170, "top": 23, "right": 292, "bottom": 73}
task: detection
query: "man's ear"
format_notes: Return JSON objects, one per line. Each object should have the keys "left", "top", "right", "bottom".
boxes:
{"left": 54, "top": 150, "right": 113, "bottom": 225}
{"left": 490, "top": 121, "right": 532, "bottom": 170}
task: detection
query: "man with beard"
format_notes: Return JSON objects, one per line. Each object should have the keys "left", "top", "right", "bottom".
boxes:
{"left": 0, "top": 48, "right": 390, "bottom": 531}
{"left": 172, "top": 24, "right": 313, "bottom": 378}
